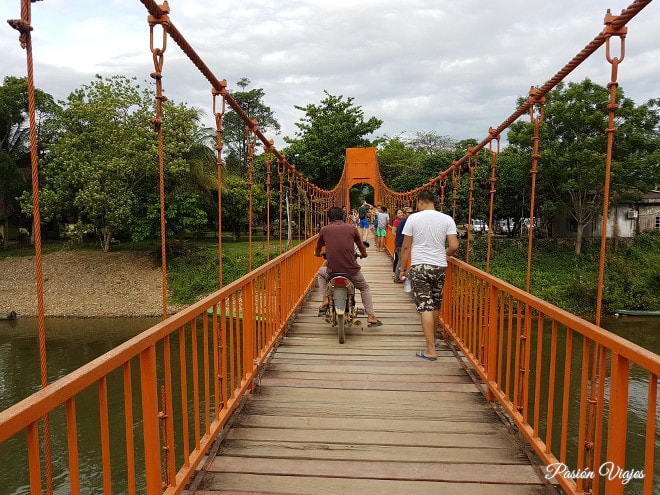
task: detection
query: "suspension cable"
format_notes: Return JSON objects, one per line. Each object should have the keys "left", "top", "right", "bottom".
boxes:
{"left": 464, "top": 151, "right": 477, "bottom": 264}
{"left": 148, "top": 9, "right": 169, "bottom": 318}
{"left": 596, "top": 12, "right": 627, "bottom": 327}
{"left": 486, "top": 131, "right": 500, "bottom": 273}
{"left": 525, "top": 90, "right": 545, "bottom": 293}
{"left": 212, "top": 84, "right": 227, "bottom": 288}
{"left": 264, "top": 142, "right": 275, "bottom": 259}
{"left": 246, "top": 120, "right": 257, "bottom": 271}
{"left": 8, "top": 1, "right": 53, "bottom": 492}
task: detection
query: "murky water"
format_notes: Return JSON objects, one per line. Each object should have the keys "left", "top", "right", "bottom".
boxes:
{"left": 0, "top": 315, "right": 658, "bottom": 494}
{"left": 0, "top": 318, "right": 159, "bottom": 495}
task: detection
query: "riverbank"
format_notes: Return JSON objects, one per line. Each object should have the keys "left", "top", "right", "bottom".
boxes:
{"left": 0, "top": 250, "right": 182, "bottom": 317}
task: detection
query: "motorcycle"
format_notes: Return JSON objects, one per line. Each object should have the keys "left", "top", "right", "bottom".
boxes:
{"left": 319, "top": 242, "right": 367, "bottom": 344}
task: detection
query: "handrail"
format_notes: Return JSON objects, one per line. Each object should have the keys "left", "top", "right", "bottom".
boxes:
{"left": 443, "top": 257, "right": 659, "bottom": 495}
{"left": 0, "top": 237, "right": 323, "bottom": 494}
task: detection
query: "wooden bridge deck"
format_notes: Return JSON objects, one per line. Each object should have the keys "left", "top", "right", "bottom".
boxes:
{"left": 185, "top": 246, "right": 555, "bottom": 495}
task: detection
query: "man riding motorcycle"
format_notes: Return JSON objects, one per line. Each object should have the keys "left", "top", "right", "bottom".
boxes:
{"left": 314, "top": 206, "right": 383, "bottom": 327}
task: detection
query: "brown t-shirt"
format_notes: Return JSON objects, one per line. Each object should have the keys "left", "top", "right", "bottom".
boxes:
{"left": 316, "top": 221, "right": 365, "bottom": 276}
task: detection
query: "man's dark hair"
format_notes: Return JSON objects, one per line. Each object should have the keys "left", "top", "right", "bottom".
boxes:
{"left": 417, "top": 189, "right": 435, "bottom": 204}
{"left": 328, "top": 206, "right": 344, "bottom": 222}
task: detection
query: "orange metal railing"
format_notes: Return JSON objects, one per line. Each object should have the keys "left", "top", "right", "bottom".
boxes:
{"left": 0, "top": 238, "right": 323, "bottom": 495}
{"left": 442, "top": 259, "right": 659, "bottom": 495}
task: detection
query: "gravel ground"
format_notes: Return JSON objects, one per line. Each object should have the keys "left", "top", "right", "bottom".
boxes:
{"left": 0, "top": 250, "right": 182, "bottom": 318}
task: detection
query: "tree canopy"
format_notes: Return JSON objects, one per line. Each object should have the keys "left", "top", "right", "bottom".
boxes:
{"left": 377, "top": 132, "right": 456, "bottom": 192}
{"left": 506, "top": 79, "right": 660, "bottom": 253}
{"left": 0, "top": 76, "right": 58, "bottom": 237}
{"left": 283, "top": 91, "right": 383, "bottom": 189}
{"left": 19, "top": 75, "right": 216, "bottom": 251}
{"left": 222, "top": 78, "right": 280, "bottom": 177}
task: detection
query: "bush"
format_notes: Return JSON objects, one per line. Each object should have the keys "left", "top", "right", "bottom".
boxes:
{"left": 465, "top": 232, "right": 660, "bottom": 317}
{"left": 166, "top": 241, "right": 271, "bottom": 306}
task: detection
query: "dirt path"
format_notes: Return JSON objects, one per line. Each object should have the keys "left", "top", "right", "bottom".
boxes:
{"left": 0, "top": 250, "right": 181, "bottom": 318}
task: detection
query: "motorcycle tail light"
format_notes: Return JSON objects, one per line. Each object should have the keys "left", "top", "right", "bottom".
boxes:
{"left": 332, "top": 278, "right": 348, "bottom": 287}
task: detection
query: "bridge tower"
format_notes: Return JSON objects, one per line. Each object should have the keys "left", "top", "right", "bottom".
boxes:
{"left": 343, "top": 147, "right": 381, "bottom": 207}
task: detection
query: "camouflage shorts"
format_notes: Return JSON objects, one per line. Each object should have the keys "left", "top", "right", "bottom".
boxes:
{"left": 410, "top": 264, "right": 447, "bottom": 312}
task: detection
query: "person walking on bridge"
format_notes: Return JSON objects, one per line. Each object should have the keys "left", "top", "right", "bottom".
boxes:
{"left": 393, "top": 206, "right": 413, "bottom": 282}
{"left": 357, "top": 200, "right": 373, "bottom": 243}
{"left": 315, "top": 206, "right": 383, "bottom": 327}
{"left": 375, "top": 205, "right": 390, "bottom": 252}
{"left": 399, "top": 190, "right": 459, "bottom": 360}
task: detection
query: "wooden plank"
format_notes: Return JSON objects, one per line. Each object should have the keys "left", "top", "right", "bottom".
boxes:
{"left": 217, "top": 439, "right": 530, "bottom": 463}
{"left": 260, "top": 370, "right": 472, "bottom": 382}
{"left": 269, "top": 353, "right": 460, "bottom": 362}
{"left": 195, "top": 473, "right": 550, "bottom": 495}
{"left": 265, "top": 362, "right": 468, "bottom": 375}
{"left": 210, "top": 456, "right": 546, "bottom": 484}
{"left": 272, "top": 347, "right": 452, "bottom": 356}
{"left": 257, "top": 377, "right": 478, "bottom": 392}
{"left": 223, "top": 427, "right": 519, "bottom": 449}
{"left": 240, "top": 400, "right": 501, "bottom": 423}
{"left": 247, "top": 385, "right": 487, "bottom": 404}
{"left": 232, "top": 414, "right": 506, "bottom": 435}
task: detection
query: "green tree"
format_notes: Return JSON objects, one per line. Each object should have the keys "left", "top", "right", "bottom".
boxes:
{"left": 283, "top": 91, "right": 383, "bottom": 189}
{"left": 443, "top": 140, "right": 493, "bottom": 224}
{"left": 0, "top": 76, "right": 58, "bottom": 239}
{"left": 490, "top": 149, "right": 533, "bottom": 235}
{"left": 20, "top": 75, "right": 215, "bottom": 251}
{"left": 221, "top": 173, "right": 267, "bottom": 239}
{"left": 223, "top": 78, "right": 280, "bottom": 177}
{"left": 377, "top": 132, "right": 456, "bottom": 192}
{"left": 507, "top": 79, "right": 660, "bottom": 253}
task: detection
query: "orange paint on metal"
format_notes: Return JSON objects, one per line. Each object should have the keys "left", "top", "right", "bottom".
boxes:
{"left": 122, "top": 362, "right": 137, "bottom": 495}
{"left": 140, "top": 345, "right": 162, "bottom": 495}
{"left": 644, "top": 374, "right": 657, "bottom": 493}
{"left": 65, "top": 397, "right": 81, "bottom": 495}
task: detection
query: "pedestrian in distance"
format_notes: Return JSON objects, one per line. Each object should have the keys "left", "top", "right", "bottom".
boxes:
{"left": 399, "top": 190, "right": 459, "bottom": 361}
{"left": 393, "top": 206, "right": 413, "bottom": 282}
{"left": 357, "top": 200, "right": 373, "bottom": 242}
{"left": 392, "top": 209, "right": 404, "bottom": 228}
{"left": 315, "top": 206, "right": 383, "bottom": 327}
{"left": 350, "top": 209, "right": 359, "bottom": 227}
{"left": 375, "top": 205, "right": 390, "bottom": 251}
{"left": 369, "top": 206, "right": 379, "bottom": 237}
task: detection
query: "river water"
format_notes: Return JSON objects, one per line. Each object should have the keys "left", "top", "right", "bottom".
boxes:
{"left": 0, "top": 315, "right": 658, "bottom": 494}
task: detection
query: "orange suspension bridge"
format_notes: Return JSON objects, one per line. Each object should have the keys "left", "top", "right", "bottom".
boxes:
{"left": 2, "top": 1, "right": 659, "bottom": 494}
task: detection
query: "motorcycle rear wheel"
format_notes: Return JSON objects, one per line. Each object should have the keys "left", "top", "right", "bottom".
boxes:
{"left": 337, "top": 314, "right": 345, "bottom": 344}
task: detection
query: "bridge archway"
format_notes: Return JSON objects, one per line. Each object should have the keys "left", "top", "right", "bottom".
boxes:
{"left": 343, "top": 147, "right": 381, "bottom": 208}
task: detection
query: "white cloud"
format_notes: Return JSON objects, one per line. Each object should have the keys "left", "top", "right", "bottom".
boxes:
{"left": 1, "top": 0, "right": 658, "bottom": 151}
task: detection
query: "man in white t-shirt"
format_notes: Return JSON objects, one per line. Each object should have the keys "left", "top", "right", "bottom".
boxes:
{"left": 399, "top": 190, "right": 459, "bottom": 361}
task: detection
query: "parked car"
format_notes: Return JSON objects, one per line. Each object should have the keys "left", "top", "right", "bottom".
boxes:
{"left": 470, "top": 219, "right": 488, "bottom": 234}
{"left": 456, "top": 219, "right": 489, "bottom": 238}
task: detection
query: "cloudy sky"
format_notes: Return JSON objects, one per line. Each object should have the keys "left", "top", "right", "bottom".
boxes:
{"left": 1, "top": 0, "right": 658, "bottom": 150}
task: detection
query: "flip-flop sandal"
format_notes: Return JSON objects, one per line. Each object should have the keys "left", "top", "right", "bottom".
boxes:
{"left": 416, "top": 351, "right": 437, "bottom": 361}
{"left": 318, "top": 306, "right": 328, "bottom": 316}
{"left": 367, "top": 320, "right": 383, "bottom": 327}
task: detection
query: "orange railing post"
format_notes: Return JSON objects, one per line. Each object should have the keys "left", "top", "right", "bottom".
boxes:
{"left": 485, "top": 284, "right": 499, "bottom": 402}
{"left": 604, "top": 353, "right": 630, "bottom": 495}
{"left": 140, "top": 345, "right": 162, "bottom": 495}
